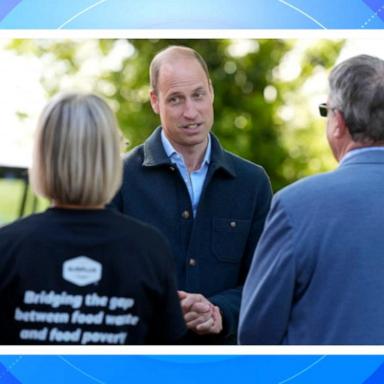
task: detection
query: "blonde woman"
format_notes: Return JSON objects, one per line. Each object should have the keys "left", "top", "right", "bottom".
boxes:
{"left": 0, "top": 93, "right": 186, "bottom": 345}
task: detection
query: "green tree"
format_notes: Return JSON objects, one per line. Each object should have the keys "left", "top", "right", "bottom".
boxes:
{"left": 8, "top": 38, "right": 344, "bottom": 191}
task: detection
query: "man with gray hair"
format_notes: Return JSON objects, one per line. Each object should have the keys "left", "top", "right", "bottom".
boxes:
{"left": 239, "top": 54, "right": 384, "bottom": 344}
{"left": 111, "top": 45, "right": 272, "bottom": 344}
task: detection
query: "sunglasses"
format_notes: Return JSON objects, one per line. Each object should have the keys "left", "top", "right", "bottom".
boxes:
{"left": 319, "top": 103, "right": 337, "bottom": 117}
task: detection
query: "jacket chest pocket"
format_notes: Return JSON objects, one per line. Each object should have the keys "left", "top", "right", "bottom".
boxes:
{"left": 211, "top": 218, "right": 250, "bottom": 263}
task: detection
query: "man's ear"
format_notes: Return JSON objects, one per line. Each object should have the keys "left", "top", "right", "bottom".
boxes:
{"left": 334, "top": 110, "right": 348, "bottom": 138}
{"left": 209, "top": 79, "right": 214, "bottom": 103}
{"left": 150, "top": 90, "right": 160, "bottom": 114}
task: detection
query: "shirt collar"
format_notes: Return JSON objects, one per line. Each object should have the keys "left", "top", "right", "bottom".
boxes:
{"left": 161, "top": 129, "right": 211, "bottom": 167}
{"left": 340, "top": 146, "right": 384, "bottom": 166}
{"left": 142, "top": 126, "right": 236, "bottom": 177}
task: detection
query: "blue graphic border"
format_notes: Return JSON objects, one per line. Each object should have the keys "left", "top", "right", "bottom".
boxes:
{"left": 0, "top": 0, "right": 383, "bottom": 29}
{"left": 0, "top": 1, "right": 384, "bottom": 383}
{"left": 0, "top": 354, "right": 384, "bottom": 383}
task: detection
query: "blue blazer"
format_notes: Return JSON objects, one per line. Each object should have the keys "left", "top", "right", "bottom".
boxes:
{"left": 111, "top": 127, "right": 272, "bottom": 343}
{"left": 239, "top": 149, "right": 384, "bottom": 344}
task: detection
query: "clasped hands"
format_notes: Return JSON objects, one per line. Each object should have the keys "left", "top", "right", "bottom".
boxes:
{"left": 178, "top": 290, "right": 223, "bottom": 335}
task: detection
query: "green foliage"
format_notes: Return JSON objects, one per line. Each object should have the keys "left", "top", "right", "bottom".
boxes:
{"left": 0, "top": 180, "right": 49, "bottom": 224}
{"left": 7, "top": 39, "right": 344, "bottom": 191}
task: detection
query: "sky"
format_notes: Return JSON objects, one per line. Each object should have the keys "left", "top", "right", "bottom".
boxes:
{"left": 0, "top": 41, "right": 45, "bottom": 168}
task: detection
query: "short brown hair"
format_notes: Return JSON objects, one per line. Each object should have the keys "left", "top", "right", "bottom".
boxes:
{"left": 149, "top": 45, "right": 210, "bottom": 93}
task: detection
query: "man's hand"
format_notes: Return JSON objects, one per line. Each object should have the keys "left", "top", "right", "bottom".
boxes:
{"left": 178, "top": 291, "right": 223, "bottom": 335}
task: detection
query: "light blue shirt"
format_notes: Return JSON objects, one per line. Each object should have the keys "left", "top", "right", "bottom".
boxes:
{"left": 340, "top": 146, "right": 384, "bottom": 165}
{"left": 161, "top": 130, "right": 211, "bottom": 217}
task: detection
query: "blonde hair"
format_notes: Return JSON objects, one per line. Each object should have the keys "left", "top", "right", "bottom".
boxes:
{"left": 31, "top": 93, "right": 122, "bottom": 207}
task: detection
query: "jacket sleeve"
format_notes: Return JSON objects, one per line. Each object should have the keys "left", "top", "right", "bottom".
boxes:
{"left": 146, "top": 230, "right": 188, "bottom": 344}
{"left": 238, "top": 195, "right": 296, "bottom": 344}
{"left": 155, "top": 248, "right": 188, "bottom": 344}
{"left": 210, "top": 171, "right": 273, "bottom": 342}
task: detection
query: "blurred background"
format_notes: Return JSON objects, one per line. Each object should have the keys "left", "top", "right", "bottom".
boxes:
{"left": 0, "top": 38, "right": 380, "bottom": 225}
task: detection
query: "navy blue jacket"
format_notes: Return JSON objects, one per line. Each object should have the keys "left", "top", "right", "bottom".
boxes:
{"left": 111, "top": 127, "right": 272, "bottom": 343}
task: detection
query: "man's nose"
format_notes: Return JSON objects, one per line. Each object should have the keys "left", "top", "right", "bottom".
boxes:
{"left": 183, "top": 99, "right": 198, "bottom": 119}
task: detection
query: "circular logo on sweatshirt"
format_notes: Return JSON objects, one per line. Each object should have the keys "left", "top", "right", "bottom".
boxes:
{"left": 63, "top": 256, "right": 102, "bottom": 286}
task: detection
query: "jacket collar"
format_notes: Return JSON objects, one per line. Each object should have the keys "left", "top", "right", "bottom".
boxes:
{"left": 142, "top": 126, "right": 236, "bottom": 177}
{"left": 339, "top": 147, "right": 384, "bottom": 168}
{"left": 142, "top": 127, "right": 170, "bottom": 167}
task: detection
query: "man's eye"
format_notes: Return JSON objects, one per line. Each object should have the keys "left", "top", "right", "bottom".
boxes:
{"left": 169, "top": 96, "right": 181, "bottom": 104}
{"left": 193, "top": 91, "right": 205, "bottom": 99}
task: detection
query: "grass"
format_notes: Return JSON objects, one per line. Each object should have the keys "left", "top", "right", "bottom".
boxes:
{"left": 0, "top": 179, "right": 49, "bottom": 226}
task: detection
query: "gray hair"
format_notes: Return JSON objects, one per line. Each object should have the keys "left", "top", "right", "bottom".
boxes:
{"left": 329, "top": 54, "right": 384, "bottom": 143}
{"left": 149, "top": 45, "right": 210, "bottom": 93}
{"left": 31, "top": 93, "right": 123, "bottom": 206}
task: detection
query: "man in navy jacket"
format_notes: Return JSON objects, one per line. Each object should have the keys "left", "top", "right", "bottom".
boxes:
{"left": 239, "top": 54, "right": 384, "bottom": 344}
{"left": 111, "top": 45, "right": 272, "bottom": 344}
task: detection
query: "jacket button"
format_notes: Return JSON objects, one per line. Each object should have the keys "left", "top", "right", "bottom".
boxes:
{"left": 230, "top": 221, "right": 237, "bottom": 228}
{"left": 182, "top": 210, "right": 190, "bottom": 219}
{"left": 169, "top": 166, "right": 176, "bottom": 171}
{"left": 189, "top": 258, "right": 197, "bottom": 267}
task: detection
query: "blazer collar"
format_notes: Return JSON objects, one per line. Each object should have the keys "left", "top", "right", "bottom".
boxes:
{"left": 142, "top": 126, "right": 236, "bottom": 177}
{"left": 340, "top": 147, "right": 384, "bottom": 167}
